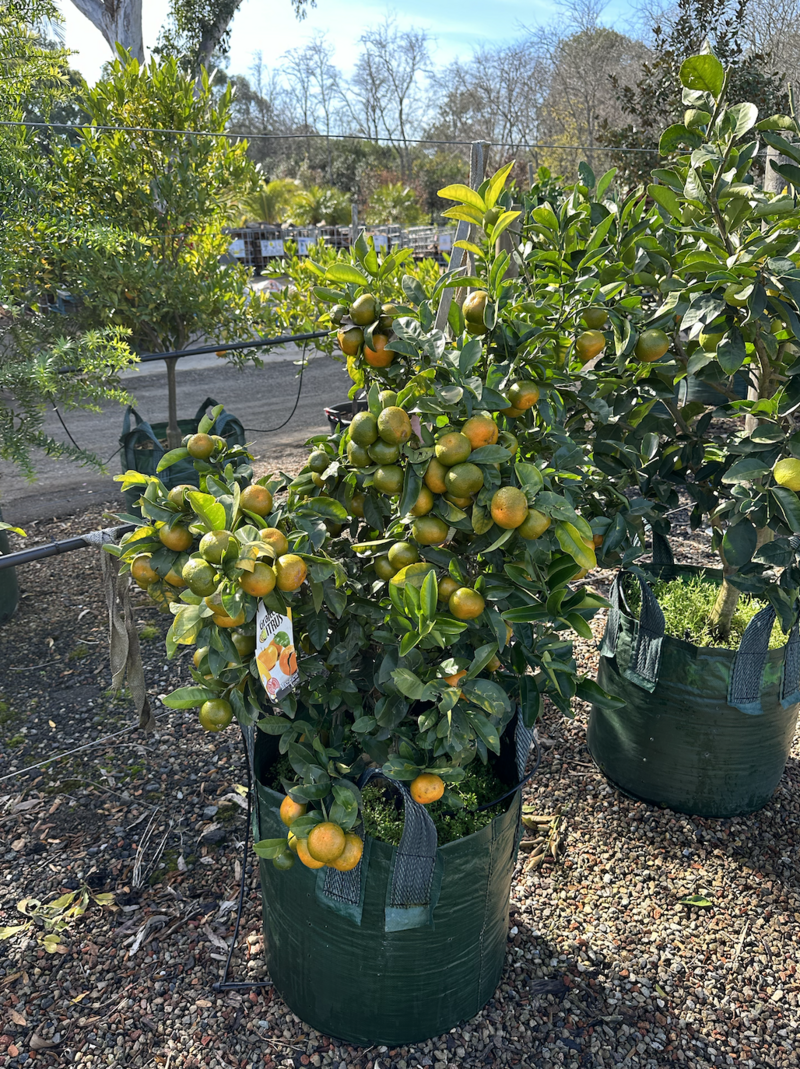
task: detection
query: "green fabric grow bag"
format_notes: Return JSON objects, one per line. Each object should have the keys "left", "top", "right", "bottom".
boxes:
{"left": 120, "top": 397, "right": 246, "bottom": 512}
{"left": 587, "top": 558, "right": 800, "bottom": 818}
{"left": 252, "top": 723, "right": 531, "bottom": 1046}
{"left": 0, "top": 507, "right": 19, "bottom": 626}
{"left": 677, "top": 371, "right": 749, "bottom": 406}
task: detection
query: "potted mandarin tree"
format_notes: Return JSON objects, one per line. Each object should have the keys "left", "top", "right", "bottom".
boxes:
{"left": 113, "top": 177, "right": 633, "bottom": 1043}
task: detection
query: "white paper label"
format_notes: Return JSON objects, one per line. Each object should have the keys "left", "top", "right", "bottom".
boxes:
{"left": 229, "top": 238, "right": 245, "bottom": 257}
{"left": 256, "top": 602, "right": 299, "bottom": 702}
{"left": 296, "top": 237, "right": 314, "bottom": 255}
{"left": 260, "top": 239, "right": 284, "bottom": 256}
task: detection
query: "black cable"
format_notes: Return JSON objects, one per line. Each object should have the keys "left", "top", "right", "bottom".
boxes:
{"left": 243, "top": 343, "right": 309, "bottom": 433}
{"left": 52, "top": 404, "right": 83, "bottom": 451}
{"left": 212, "top": 726, "right": 272, "bottom": 993}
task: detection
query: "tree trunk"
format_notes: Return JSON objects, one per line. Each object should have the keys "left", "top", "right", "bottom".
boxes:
{"left": 194, "top": 0, "right": 246, "bottom": 75}
{"left": 165, "top": 358, "right": 181, "bottom": 449}
{"left": 709, "top": 527, "right": 774, "bottom": 642}
{"left": 68, "top": 0, "right": 145, "bottom": 63}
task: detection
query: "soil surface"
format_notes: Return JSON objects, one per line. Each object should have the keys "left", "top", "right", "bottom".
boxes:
{"left": 1, "top": 501, "right": 798, "bottom": 1069}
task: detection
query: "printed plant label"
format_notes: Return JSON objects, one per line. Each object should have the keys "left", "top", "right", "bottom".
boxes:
{"left": 256, "top": 602, "right": 299, "bottom": 702}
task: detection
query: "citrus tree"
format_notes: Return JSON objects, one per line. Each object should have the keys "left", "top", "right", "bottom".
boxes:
{"left": 576, "top": 52, "right": 800, "bottom": 640}
{"left": 4, "top": 50, "right": 260, "bottom": 450}
{"left": 112, "top": 200, "right": 629, "bottom": 872}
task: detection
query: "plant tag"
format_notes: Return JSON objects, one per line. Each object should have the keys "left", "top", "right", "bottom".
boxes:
{"left": 256, "top": 602, "right": 299, "bottom": 702}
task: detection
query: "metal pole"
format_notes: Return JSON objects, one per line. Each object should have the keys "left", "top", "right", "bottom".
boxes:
{"left": 0, "top": 525, "right": 134, "bottom": 571}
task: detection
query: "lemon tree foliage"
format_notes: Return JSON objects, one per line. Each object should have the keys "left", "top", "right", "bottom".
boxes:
{"left": 554, "top": 52, "right": 800, "bottom": 639}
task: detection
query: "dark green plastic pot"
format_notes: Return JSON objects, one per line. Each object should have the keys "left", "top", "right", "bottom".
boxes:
{"left": 588, "top": 565, "right": 800, "bottom": 818}
{"left": 0, "top": 506, "right": 19, "bottom": 626}
{"left": 253, "top": 729, "right": 524, "bottom": 1046}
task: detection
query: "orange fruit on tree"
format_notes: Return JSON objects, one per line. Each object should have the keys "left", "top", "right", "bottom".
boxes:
{"left": 296, "top": 837, "right": 325, "bottom": 870}
{"left": 198, "top": 699, "right": 233, "bottom": 732}
{"left": 164, "top": 564, "right": 187, "bottom": 588}
{"left": 259, "top": 528, "right": 289, "bottom": 558}
{"left": 374, "top": 554, "right": 397, "bottom": 581}
{"left": 634, "top": 328, "right": 670, "bottom": 363}
{"left": 501, "top": 405, "right": 525, "bottom": 418}
{"left": 349, "top": 410, "right": 378, "bottom": 446}
{"left": 448, "top": 587, "right": 485, "bottom": 620}
{"left": 377, "top": 406, "right": 412, "bottom": 445}
{"left": 518, "top": 508, "right": 551, "bottom": 539}
{"left": 232, "top": 631, "right": 256, "bottom": 656}
{"left": 412, "top": 515, "right": 449, "bottom": 545}
{"left": 491, "top": 486, "right": 529, "bottom": 529}
{"left": 280, "top": 794, "right": 307, "bottom": 827}
{"left": 187, "top": 433, "right": 215, "bottom": 460}
{"left": 272, "top": 850, "right": 296, "bottom": 871}
{"left": 576, "top": 330, "right": 606, "bottom": 363}
{"left": 388, "top": 542, "right": 419, "bottom": 570}
{"left": 582, "top": 305, "right": 608, "bottom": 329}
{"left": 338, "top": 326, "right": 364, "bottom": 356}
{"left": 410, "top": 773, "right": 445, "bottom": 804}
{"left": 329, "top": 833, "right": 364, "bottom": 872}
{"left": 409, "top": 485, "right": 435, "bottom": 516}
{"left": 463, "top": 291, "right": 488, "bottom": 334}
{"left": 307, "top": 822, "right": 346, "bottom": 863}
{"left": 131, "top": 553, "right": 158, "bottom": 588}
{"left": 462, "top": 415, "right": 498, "bottom": 448}
{"left": 350, "top": 293, "right": 379, "bottom": 325}
{"left": 240, "top": 484, "right": 273, "bottom": 516}
{"left": 507, "top": 381, "right": 540, "bottom": 410}
{"left": 364, "top": 334, "right": 394, "bottom": 367}
{"left": 204, "top": 590, "right": 246, "bottom": 628}
{"left": 437, "top": 575, "right": 460, "bottom": 603}
{"left": 498, "top": 431, "right": 518, "bottom": 455}
{"left": 199, "top": 529, "right": 236, "bottom": 564}
{"left": 348, "top": 491, "right": 366, "bottom": 518}
{"left": 158, "top": 524, "right": 193, "bottom": 552}
{"left": 444, "top": 462, "right": 483, "bottom": 497}
{"left": 373, "top": 465, "right": 404, "bottom": 495}
{"left": 424, "top": 457, "right": 448, "bottom": 494}
{"left": 239, "top": 561, "right": 277, "bottom": 597}
{"left": 275, "top": 554, "right": 307, "bottom": 592}
{"left": 308, "top": 450, "right": 330, "bottom": 473}
{"left": 368, "top": 438, "right": 400, "bottom": 465}
{"left": 167, "top": 483, "right": 194, "bottom": 508}
{"left": 446, "top": 494, "right": 473, "bottom": 510}
{"left": 182, "top": 557, "right": 218, "bottom": 596}
{"left": 435, "top": 431, "right": 472, "bottom": 466}
{"left": 347, "top": 440, "right": 371, "bottom": 467}
{"left": 487, "top": 654, "right": 502, "bottom": 672}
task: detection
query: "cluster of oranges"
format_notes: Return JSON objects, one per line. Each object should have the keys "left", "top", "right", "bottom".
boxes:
{"left": 573, "top": 306, "right": 670, "bottom": 366}
{"left": 335, "top": 294, "right": 399, "bottom": 368}
{"left": 278, "top": 795, "right": 364, "bottom": 872}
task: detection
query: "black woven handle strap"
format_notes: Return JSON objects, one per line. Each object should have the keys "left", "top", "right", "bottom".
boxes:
{"left": 651, "top": 531, "right": 675, "bottom": 567}
{"left": 599, "top": 569, "right": 665, "bottom": 693}
{"left": 358, "top": 767, "right": 438, "bottom": 910}
{"left": 729, "top": 605, "right": 800, "bottom": 715}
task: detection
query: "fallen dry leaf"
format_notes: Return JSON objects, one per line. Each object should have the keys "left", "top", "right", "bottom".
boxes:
{"left": 30, "top": 1033, "right": 58, "bottom": 1051}
{"left": 8, "top": 1009, "right": 26, "bottom": 1026}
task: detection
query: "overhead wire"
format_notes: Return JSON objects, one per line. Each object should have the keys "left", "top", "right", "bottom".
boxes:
{"left": 0, "top": 118, "right": 660, "bottom": 153}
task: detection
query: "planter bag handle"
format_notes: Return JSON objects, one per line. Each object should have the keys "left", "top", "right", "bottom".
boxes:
{"left": 120, "top": 406, "right": 164, "bottom": 471}
{"left": 194, "top": 397, "right": 246, "bottom": 447}
{"left": 728, "top": 605, "right": 800, "bottom": 715}
{"left": 599, "top": 568, "right": 665, "bottom": 693}
{"left": 317, "top": 767, "right": 441, "bottom": 932}
{"left": 651, "top": 531, "right": 675, "bottom": 568}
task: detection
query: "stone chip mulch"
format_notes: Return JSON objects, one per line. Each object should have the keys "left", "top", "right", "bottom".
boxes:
{"left": 1, "top": 503, "right": 799, "bottom": 1068}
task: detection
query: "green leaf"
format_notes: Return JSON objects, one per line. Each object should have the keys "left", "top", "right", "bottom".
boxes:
{"left": 458, "top": 339, "right": 483, "bottom": 376}
{"left": 461, "top": 678, "right": 511, "bottom": 718}
{"left": 391, "top": 668, "right": 427, "bottom": 700}
{"left": 717, "top": 328, "right": 746, "bottom": 374}
{"left": 722, "top": 519, "right": 757, "bottom": 567}
{"left": 156, "top": 446, "right": 191, "bottom": 472}
{"left": 555, "top": 522, "right": 596, "bottom": 571}
{"left": 442, "top": 204, "right": 485, "bottom": 226}
{"left": 438, "top": 183, "right": 486, "bottom": 211}
{"left": 299, "top": 497, "right": 348, "bottom": 523}
{"left": 162, "top": 685, "right": 216, "bottom": 709}
{"left": 515, "top": 462, "right": 544, "bottom": 495}
{"left": 678, "top": 894, "right": 713, "bottom": 908}
{"left": 253, "top": 838, "right": 290, "bottom": 859}
{"left": 467, "top": 642, "right": 499, "bottom": 678}
{"left": 469, "top": 710, "right": 501, "bottom": 754}
{"left": 469, "top": 445, "right": 511, "bottom": 464}
{"left": 772, "top": 486, "right": 800, "bottom": 532}
{"left": 326, "top": 263, "right": 369, "bottom": 286}
{"left": 659, "top": 124, "right": 702, "bottom": 155}
{"left": 420, "top": 569, "right": 438, "bottom": 621}
{"left": 770, "top": 161, "right": 800, "bottom": 189}
{"left": 679, "top": 54, "right": 724, "bottom": 96}
{"left": 564, "top": 612, "right": 594, "bottom": 640}
{"left": 188, "top": 491, "right": 226, "bottom": 532}
{"left": 471, "top": 502, "right": 493, "bottom": 535}
{"left": 257, "top": 716, "right": 292, "bottom": 735}
{"left": 484, "top": 162, "right": 515, "bottom": 209}
{"left": 722, "top": 457, "right": 771, "bottom": 484}
{"left": 576, "top": 678, "right": 626, "bottom": 709}
{"left": 756, "top": 115, "right": 797, "bottom": 132}
{"left": 596, "top": 168, "right": 617, "bottom": 199}
{"left": 727, "top": 102, "right": 758, "bottom": 139}
{"left": 489, "top": 210, "right": 521, "bottom": 245}
{"left": 648, "top": 184, "right": 682, "bottom": 219}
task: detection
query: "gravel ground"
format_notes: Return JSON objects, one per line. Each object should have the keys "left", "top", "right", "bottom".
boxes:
{"left": 1, "top": 501, "right": 798, "bottom": 1069}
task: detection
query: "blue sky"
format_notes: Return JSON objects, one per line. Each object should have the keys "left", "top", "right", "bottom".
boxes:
{"left": 57, "top": 0, "right": 640, "bottom": 85}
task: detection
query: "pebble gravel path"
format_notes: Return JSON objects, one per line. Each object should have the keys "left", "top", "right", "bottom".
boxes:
{"left": 0, "top": 503, "right": 798, "bottom": 1068}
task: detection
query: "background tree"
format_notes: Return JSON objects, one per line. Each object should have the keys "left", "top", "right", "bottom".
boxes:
{"left": 0, "top": 0, "right": 135, "bottom": 487}
{"left": 5, "top": 51, "right": 261, "bottom": 450}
